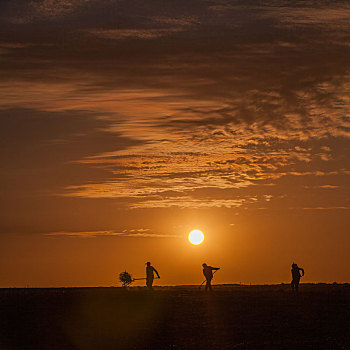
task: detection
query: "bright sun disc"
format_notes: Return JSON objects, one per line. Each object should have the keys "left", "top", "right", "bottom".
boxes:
{"left": 188, "top": 230, "right": 204, "bottom": 245}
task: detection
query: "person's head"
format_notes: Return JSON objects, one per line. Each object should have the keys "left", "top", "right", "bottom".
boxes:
{"left": 292, "top": 263, "right": 297, "bottom": 268}
{"left": 202, "top": 263, "right": 207, "bottom": 267}
{"left": 146, "top": 262, "right": 151, "bottom": 266}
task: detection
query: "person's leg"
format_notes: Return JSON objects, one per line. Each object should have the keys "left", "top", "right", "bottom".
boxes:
{"left": 208, "top": 277, "right": 213, "bottom": 291}
{"left": 205, "top": 279, "right": 210, "bottom": 291}
{"left": 291, "top": 279, "right": 295, "bottom": 291}
{"left": 146, "top": 278, "right": 154, "bottom": 289}
{"left": 295, "top": 279, "right": 300, "bottom": 293}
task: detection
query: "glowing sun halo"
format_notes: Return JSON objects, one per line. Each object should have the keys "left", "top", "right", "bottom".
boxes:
{"left": 188, "top": 230, "right": 205, "bottom": 245}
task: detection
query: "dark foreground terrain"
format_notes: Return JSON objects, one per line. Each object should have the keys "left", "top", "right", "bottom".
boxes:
{"left": 1, "top": 284, "right": 349, "bottom": 349}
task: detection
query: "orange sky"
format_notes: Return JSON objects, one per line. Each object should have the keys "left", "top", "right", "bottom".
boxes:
{"left": 0, "top": 0, "right": 349, "bottom": 287}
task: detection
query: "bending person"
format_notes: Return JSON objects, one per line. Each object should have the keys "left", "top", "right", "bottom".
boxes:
{"left": 202, "top": 263, "right": 220, "bottom": 291}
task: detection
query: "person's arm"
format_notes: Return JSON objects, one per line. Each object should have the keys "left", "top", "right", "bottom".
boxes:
{"left": 153, "top": 267, "right": 160, "bottom": 278}
{"left": 300, "top": 268, "right": 304, "bottom": 277}
{"left": 213, "top": 267, "right": 220, "bottom": 271}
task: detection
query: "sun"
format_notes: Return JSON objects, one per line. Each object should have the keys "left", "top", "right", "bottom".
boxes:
{"left": 188, "top": 229, "right": 205, "bottom": 245}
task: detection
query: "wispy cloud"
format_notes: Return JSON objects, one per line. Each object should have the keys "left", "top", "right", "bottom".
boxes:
{"left": 305, "top": 185, "right": 340, "bottom": 189}
{"left": 87, "top": 28, "right": 184, "bottom": 40}
{"left": 1, "top": 0, "right": 349, "bottom": 212}
{"left": 46, "top": 229, "right": 180, "bottom": 238}
{"left": 302, "top": 206, "right": 350, "bottom": 210}
{"left": 0, "top": 0, "right": 89, "bottom": 24}
{"left": 267, "top": 6, "right": 350, "bottom": 27}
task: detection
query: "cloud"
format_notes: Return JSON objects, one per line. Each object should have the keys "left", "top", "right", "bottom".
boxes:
{"left": 129, "top": 198, "right": 246, "bottom": 209}
{"left": 302, "top": 207, "right": 350, "bottom": 210}
{"left": 318, "top": 185, "right": 339, "bottom": 189}
{"left": 0, "top": 0, "right": 349, "bottom": 212}
{"left": 0, "top": 108, "right": 144, "bottom": 164}
{"left": 87, "top": 28, "right": 184, "bottom": 40}
{"left": 2, "top": 0, "right": 92, "bottom": 24}
{"left": 45, "top": 229, "right": 180, "bottom": 238}
{"left": 267, "top": 6, "right": 350, "bottom": 27}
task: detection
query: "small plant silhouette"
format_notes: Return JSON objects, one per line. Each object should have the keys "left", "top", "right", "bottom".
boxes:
{"left": 119, "top": 271, "right": 133, "bottom": 287}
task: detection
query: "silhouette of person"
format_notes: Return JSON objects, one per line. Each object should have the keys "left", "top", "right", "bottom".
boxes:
{"left": 146, "top": 261, "right": 160, "bottom": 289}
{"left": 202, "top": 263, "right": 220, "bottom": 291}
{"left": 291, "top": 262, "right": 304, "bottom": 293}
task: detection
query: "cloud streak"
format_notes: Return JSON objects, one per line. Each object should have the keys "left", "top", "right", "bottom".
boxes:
{"left": 45, "top": 229, "right": 180, "bottom": 238}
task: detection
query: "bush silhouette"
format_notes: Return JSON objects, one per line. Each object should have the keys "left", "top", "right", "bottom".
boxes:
{"left": 119, "top": 271, "right": 133, "bottom": 287}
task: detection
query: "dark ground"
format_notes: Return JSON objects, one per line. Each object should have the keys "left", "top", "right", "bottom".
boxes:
{"left": 1, "top": 284, "right": 349, "bottom": 350}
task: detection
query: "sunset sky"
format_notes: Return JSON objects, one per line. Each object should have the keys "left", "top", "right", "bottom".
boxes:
{"left": 0, "top": 0, "right": 349, "bottom": 287}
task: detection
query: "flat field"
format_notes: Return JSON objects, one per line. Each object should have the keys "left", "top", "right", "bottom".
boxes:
{"left": 1, "top": 284, "right": 349, "bottom": 349}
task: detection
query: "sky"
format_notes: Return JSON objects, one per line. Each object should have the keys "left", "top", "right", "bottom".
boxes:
{"left": 0, "top": 0, "right": 349, "bottom": 287}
